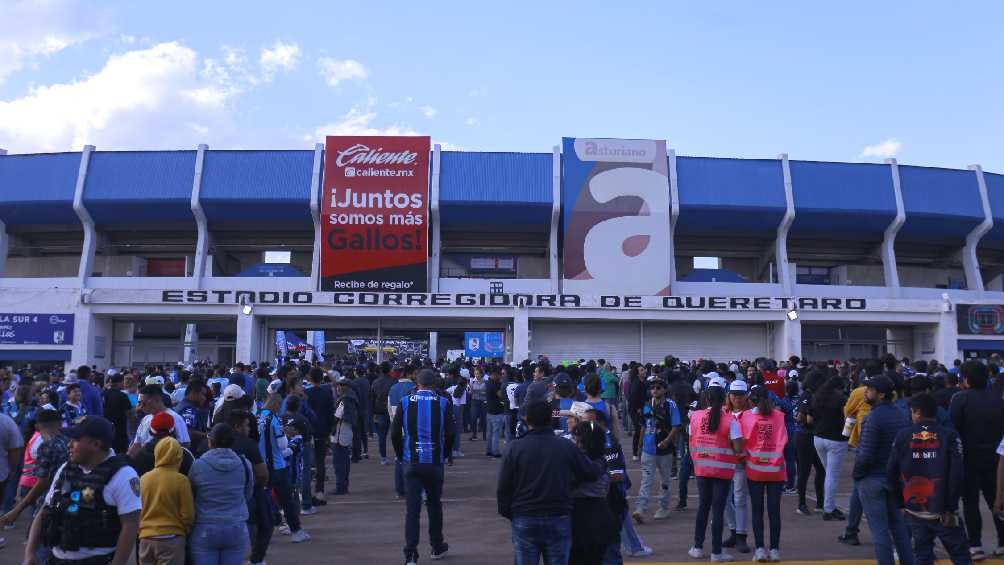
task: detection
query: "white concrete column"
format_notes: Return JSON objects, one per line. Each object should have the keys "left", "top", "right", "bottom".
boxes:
{"left": 513, "top": 308, "right": 530, "bottom": 362}
{"left": 776, "top": 154, "right": 796, "bottom": 295}
{"left": 0, "top": 148, "right": 7, "bottom": 276}
{"left": 236, "top": 313, "right": 263, "bottom": 364}
{"left": 309, "top": 143, "right": 324, "bottom": 290}
{"left": 430, "top": 144, "right": 442, "bottom": 292}
{"left": 190, "top": 144, "right": 209, "bottom": 288}
{"left": 70, "top": 308, "right": 112, "bottom": 371}
{"left": 934, "top": 307, "right": 959, "bottom": 365}
{"left": 964, "top": 165, "right": 993, "bottom": 292}
{"left": 550, "top": 145, "right": 561, "bottom": 293}
{"left": 428, "top": 331, "right": 438, "bottom": 361}
{"left": 183, "top": 323, "right": 198, "bottom": 364}
{"left": 772, "top": 318, "right": 802, "bottom": 362}
{"left": 883, "top": 158, "right": 905, "bottom": 295}
{"left": 113, "top": 321, "right": 135, "bottom": 368}
{"left": 73, "top": 146, "right": 96, "bottom": 287}
{"left": 668, "top": 148, "right": 680, "bottom": 286}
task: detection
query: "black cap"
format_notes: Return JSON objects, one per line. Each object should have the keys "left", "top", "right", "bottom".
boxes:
{"left": 64, "top": 416, "right": 115, "bottom": 447}
{"left": 553, "top": 372, "right": 572, "bottom": 387}
{"left": 866, "top": 375, "right": 895, "bottom": 394}
{"left": 35, "top": 409, "right": 61, "bottom": 424}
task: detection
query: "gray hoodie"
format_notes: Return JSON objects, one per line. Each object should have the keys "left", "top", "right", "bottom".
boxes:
{"left": 189, "top": 447, "right": 253, "bottom": 525}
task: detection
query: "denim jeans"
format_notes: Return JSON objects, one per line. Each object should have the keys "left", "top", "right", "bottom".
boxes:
{"left": 190, "top": 522, "right": 250, "bottom": 565}
{"left": 678, "top": 432, "right": 693, "bottom": 505}
{"left": 695, "top": 477, "right": 731, "bottom": 554}
{"left": 404, "top": 464, "right": 445, "bottom": 557}
{"left": 333, "top": 443, "right": 351, "bottom": 493}
{"left": 908, "top": 514, "right": 971, "bottom": 565}
{"left": 783, "top": 431, "right": 797, "bottom": 490}
{"left": 845, "top": 482, "right": 863, "bottom": 535}
{"left": 747, "top": 480, "right": 782, "bottom": 550}
{"left": 857, "top": 475, "right": 915, "bottom": 565}
{"left": 636, "top": 452, "right": 673, "bottom": 514}
{"left": 813, "top": 436, "right": 847, "bottom": 512}
{"left": 486, "top": 413, "right": 506, "bottom": 456}
{"left": 270, "top": 466, "right": 301, "bottom": 533}
{"left": 725, "top": 465, "right": 750, "bottom": 534}
{"left": 374, "top": 413, "right": 390, "bottom": 459}
{"left": 451, "top": 405, "right": 464, "bottom": 453}
{"left": 620, "top": 508, "right": 646, "bottom": 554}
{"left": 249, "top": 487, "right": 275, "bottom": 563}
{"left": 469, "top": 400, "right": 485, "bottom": 438}
{"left": 300, "top": 440, "right": 315, "bottom": 510}
{"left": 511, "top": 515, "right": 572, "bottom": 565}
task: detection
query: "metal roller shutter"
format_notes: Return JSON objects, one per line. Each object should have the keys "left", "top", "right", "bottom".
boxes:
{"left": 531, "top": 321, "right": 641, "bottom": 366}
{"left": 642, "top": 323, "right": 769, "bottom": 364}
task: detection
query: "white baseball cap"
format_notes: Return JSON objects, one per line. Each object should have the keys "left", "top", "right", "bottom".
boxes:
{"left": 267, "top": 379, "right": 283, "bottom": 394}
{"left": 728, "top": 380, "right": 749, "bottom": 394}
{"left": 145, "top": 375, "right": 165, "bottom": 386}
{"left": 223, "top": 384, "right": 245, "bottom": 401}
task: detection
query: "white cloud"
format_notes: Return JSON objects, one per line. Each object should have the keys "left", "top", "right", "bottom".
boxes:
{"left": 0, "top": 0, "right": 97, "bottom": 84}
{"left": 318, "top": 57, "right": 367, "bottom": 87}
{"left": 259, "top": 41, "right": 300, "bottom": 79}
{"left": 304, "top": 102, "right": 420, "bottom": 141}
{"left": 465, "top": 116, "right": 480, "bottom": 127}
{"left": 419, "top": 105, "right": 437, "bottom": 119}
{"left": 861, "top": 138, "right": 901, "bottom": 159}
{"left": 0, "top": 41, "right": 292, "bottom": 152}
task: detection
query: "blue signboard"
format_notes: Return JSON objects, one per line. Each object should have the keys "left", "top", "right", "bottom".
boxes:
{"left": 0, "top": 313, "right": 74, "bottom": 345}
{"left": 464, "top": 331, "right": 504, "bottom": 358}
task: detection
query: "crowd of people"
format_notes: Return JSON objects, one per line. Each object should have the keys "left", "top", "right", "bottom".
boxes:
{"left": 0, "top": 351, "right": 1000, "bottom": 564}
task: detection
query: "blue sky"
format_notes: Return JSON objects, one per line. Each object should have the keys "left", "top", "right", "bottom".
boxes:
{"left": 1, "top": 1, "right": 1002, "bottom": 171}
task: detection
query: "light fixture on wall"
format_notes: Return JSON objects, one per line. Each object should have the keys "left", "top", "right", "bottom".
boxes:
{"left": 786, "top": 309, "right": 798, "bottom": 321}
{"left": 941, "top": 292, "right": 952, "bottom": 313}
{"left": 239, "top": 296, "right": 253, "bottom": 316}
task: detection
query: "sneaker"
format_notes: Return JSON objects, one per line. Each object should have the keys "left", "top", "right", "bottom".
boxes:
{"left": 381, "top": 457, "right": 390, "bottom": 465}
{"left": 311, "top": 497, "right": 327, "bottom": 506}
{"left": 1, "top": 524, "right": 12, "bottom": 531}
{"left": 822, "top": 511, "right": 843, "bottom": 521}
{"left": 768, "top": 549, "right": 781, "bottom": 562}
{"left": 430, "top": 544, "right": 448, "bottom": 560}
{"left": 971, "top": 547, "right": 987, "bottom": 561}
{"left": 675, "top": 503, "right": 688, "bottom": 512}
{"left": 734, "top": 534, "right": 750, "bottom": 554}
{"left": 300, "top": 507, "right": 317, "bottom": 515}
{"left": 795, "top": 505, "right": 811, "bottom": 516}
{"left": 469, "top": 436, "right": 478, "bottom": 441}
{"left": 687, "top": 547, "right": 705, "bottom": 559}
{"left": 362, "top": 453, "right": 369, "bottom": 459}
{"left": 994, "top": 547, "right": 1004, "bottom": 557}
{"left": 405, "top": 552, "right": 419, "bottom": 565}
{"left": 654, "top": 509, "right": 671, "bottom": 520}
{"left": 830, "top": 508, "right": 846, "bottom": 520}
{"left": 631, "top": 511, "right": 645, "bottom": 525}
{"left": 783, "top": 487, "right": 797, "bottom": 495}
{"left": 753, "top": 547, "right": 769, "bottom": 562}
{"left": 452, "top": 451, "right": 464, "bottom": 458}
{"left": 710, "top": 552, "right": 735, "bottom": 562}
{"left": 629, "top": 546, "right": 653, "bottom": 557}
{"left": 632, "top": 455, "right": 640, "bottom": 462}
{"left": 250, "top": 561, "right": 266, "bottom": 565}
{"left": 290, "top": 529, "right": 311, "bottom": 543}
{"left": 723, "top": 531, "right": 737, "bottom": 548}
{"left": 277, "top": 524, "right": 291, "bottom": 535}
{"left": 837, "top": 532, "right": 860, "bottom": 546}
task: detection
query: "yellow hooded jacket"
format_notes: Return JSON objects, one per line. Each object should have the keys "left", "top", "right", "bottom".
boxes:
{"left": 139, "top": 437, "right": 195, "bottom": 539}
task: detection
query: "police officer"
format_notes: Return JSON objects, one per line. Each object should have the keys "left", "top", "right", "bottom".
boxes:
{"left": 391, "top": 369, "right": 456, "bottom": 565}
{"left": 24, "top": 416, "right": 141, "bottom": 565}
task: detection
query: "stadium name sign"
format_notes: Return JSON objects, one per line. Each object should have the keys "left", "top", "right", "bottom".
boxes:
{"left": 160, "top": 290, "right": 866, "bottom": 311}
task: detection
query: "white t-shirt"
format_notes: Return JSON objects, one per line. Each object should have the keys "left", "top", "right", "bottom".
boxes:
{"left": 506, "top": 382, "right": 520, "bottom": 410}
{"left": 45, "top": 452, "right": 142, "bottom": 559}
{"left": 446, "top": 385, "right": 467, "bottom": 406}
{"left": 132, "top": 409, "right": 190, "bottom": 448}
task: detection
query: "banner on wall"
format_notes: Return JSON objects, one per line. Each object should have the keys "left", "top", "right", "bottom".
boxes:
{"left": 321, "top": 135, "right": 431, "bottom": 292}
{"left": 0, "top": 314, "right": 73, "bottom": 345}
{"left": 464, "top": 331, "right": 505, "bottom": 358}
{"left": 561, "top": 137, "right": 671, "bottom": 296}
{"left": 956, "top": 304, "right": 1004, "bottom": 335}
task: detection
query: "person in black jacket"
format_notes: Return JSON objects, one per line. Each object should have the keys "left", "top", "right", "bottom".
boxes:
{"left": 853, "top": 375, "right": 913, "bottom": 565}
{"left": 950, "top": 360, "right": 1004, "bottom": 560}
{"left": 888, "top": 393, "right": 969, "bottom": 565}
{"left": 305, "top": 367, "right": 334, "bottom": 503}
{"left": 497, "top": 400, "right": 602, "bottom": 565}
{"left": 370, "top": 365, "right": 395, "bottom": 465}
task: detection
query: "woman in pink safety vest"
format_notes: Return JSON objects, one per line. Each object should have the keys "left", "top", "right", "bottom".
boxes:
{"left": 740, "top": 385, "right": 789, "bottom": 563}
{"left": 688, "top": 385, "right": 744, "bottom": 562}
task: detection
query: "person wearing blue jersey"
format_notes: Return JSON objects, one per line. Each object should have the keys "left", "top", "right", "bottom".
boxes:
{"left": 633, "top": 376, "right": 681, "bottom": 524}
{"left": 392, "top": 369, "right": 456, "bottom": 565}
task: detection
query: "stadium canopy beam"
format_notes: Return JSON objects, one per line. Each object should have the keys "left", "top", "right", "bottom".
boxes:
{"left": 963, "top": 164, "right": 994, "bottom": 292}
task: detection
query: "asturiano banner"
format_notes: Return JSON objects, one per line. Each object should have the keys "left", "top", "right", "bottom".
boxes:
{"left": 321, "top": 135, "right": 430, "bottom": 292}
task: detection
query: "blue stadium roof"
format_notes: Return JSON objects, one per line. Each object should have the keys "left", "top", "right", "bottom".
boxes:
{"left": 0, "top": 149, "right": 998, "bottom": 247}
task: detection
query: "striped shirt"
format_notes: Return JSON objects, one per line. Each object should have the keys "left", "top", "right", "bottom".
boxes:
{"left": 399, "top": 390, "right": 454, "bottom": 465}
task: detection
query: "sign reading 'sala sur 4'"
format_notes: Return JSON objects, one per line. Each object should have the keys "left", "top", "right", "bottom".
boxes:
{"left": 562, "top": 138, "right": 671, "bottom": 296}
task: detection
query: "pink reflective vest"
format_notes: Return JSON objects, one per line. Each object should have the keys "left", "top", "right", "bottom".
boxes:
{"left": 739, "top": 409, "right": 788, "bottom": 482}
{"left": 689, "top": 408, "right": 738, "bottom": 480}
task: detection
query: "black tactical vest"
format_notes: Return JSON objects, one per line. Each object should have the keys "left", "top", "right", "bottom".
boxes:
{"left": 42, "top": 454, "right": 130, "bottom": 551}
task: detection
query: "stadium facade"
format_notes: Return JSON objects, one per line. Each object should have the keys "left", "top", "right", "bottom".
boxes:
{"left": 2, "top": 136, "right": 1004, "bottom": 369}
